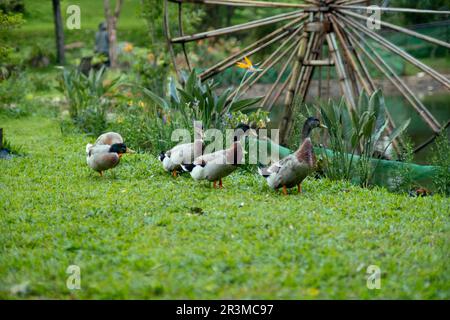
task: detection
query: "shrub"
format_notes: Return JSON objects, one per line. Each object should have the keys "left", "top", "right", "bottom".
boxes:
{"left": 111, "top": 99, "right": 185, "bottom": 154}
{"left": 56, "top": 67, "right": 123, "bottom": 136}
{"left": 0, "top": 74, "right": 31, "bottom": 117}
{"left": 390, "top": 137, "right": 415, "bottom": 193}
{"left": 317, "top": 90, "right": 410, "bottom": 187}
{"left": 144, "top": 69, "right": 262, "bottom": 130}
{"left": 430, "top": 133, "right": 450, "bottom": 196}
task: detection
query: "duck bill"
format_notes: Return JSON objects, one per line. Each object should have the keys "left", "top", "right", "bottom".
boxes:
{"left": 319, "top": 123, "right": 328, "bottom": 129}
{"left": 126, "top": 147, "right": 136, "bottom": 154}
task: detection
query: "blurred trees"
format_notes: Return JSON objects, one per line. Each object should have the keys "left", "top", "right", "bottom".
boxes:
{"left": 104, "top": 0, "right": 124, "bottom": 68}
{"left": 385, "top": 0, "right": 450, "bottom": 25}
{"left": 0, "top": 6, "right": 24, "bottom": 79}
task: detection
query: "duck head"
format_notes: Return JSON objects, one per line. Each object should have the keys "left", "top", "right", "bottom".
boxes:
{"left": 109, "top": 143, "right": 135, "bottom": 157}
{"left": 302, "top": 117, "right": 327, "bottom": 139}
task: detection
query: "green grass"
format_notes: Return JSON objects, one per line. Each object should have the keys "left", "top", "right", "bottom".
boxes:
{"left": 0, "top": 115, "right": 449, "bottom": 299}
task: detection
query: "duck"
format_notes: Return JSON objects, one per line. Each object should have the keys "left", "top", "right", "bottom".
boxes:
{"left": 159, "top": 128, "right": 204, "bottom": 177}
{"left": 258, "top": 117, "right": 326, "bottom": 195}
{"left": 85, "top": 132, "right": 134, "bottom": 176}
{"left": 181, "top": 124, "right": 256, "bottom": 188}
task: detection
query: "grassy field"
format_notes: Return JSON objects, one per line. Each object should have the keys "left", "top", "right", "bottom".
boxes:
{"left": 0, "top": 114, "right": 449, "bottom": 299}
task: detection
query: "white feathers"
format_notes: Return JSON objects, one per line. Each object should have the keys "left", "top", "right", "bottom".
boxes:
{"left": 160, "top": 142, "right": 202, "bottom": 173}
{"left": 186, "top": 142, "right": 242, "bottom": 182}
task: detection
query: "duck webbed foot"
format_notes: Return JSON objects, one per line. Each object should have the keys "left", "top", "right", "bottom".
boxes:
{"left": 298, "top": 184, "right": 302, "bottom": 194}
{"left": 282, "top": 185, "right": 287, "bottom": 195}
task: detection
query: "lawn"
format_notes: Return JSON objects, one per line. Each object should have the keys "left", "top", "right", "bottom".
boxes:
{"left": 0, "top": 114, "right": 449, "bottom": 299}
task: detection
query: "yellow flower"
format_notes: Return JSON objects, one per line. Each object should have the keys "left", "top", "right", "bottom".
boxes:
{"left": 236, "top": 56, "right": 263, "bottom": 72}
{"left": 127, "top": 100, "right": 133, "bottom": 106}
{"left": 138, "top": 101, "right": 145, "bottom": 108}
{"left": 124, "top": 42, "right": 133, "bottom": 53}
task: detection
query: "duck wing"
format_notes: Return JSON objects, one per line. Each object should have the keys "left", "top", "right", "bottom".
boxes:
{"left": 194, "top": 148, "right": 228, "bottom": 165}
{"left": 95, "top": 132, "right": 124, "bottom": 146}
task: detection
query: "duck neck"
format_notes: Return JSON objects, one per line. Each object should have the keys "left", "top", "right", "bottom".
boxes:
{"left": 230, "top": 140, "right": 243, "bottom": 165}
{"left": 301, "top": 122, "right": 313, "bottom": 141}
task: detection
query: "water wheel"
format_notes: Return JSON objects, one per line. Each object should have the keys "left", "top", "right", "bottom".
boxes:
{"left": 164, "top": 0, "right": 450, "bottom": 147}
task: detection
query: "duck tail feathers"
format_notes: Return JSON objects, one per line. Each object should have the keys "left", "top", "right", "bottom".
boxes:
{"left": 86, "top": 143, "right": 93, "bottom": 155}
{"left": 257, "top": 166, "right": 271, "bottom": 178}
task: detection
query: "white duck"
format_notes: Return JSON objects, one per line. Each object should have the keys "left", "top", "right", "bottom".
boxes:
{"left": 182, "top": 124, "right": 255, "bottom": 188}
{"left": 159, "top": 138, "right": 204, "bottom": 177}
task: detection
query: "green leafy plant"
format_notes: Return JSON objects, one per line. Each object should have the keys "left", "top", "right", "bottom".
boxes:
{"left": 144, "top": 69, "right": 262, "bottom": 130}
{"left": 225, "top": 109, "right": 271, "bottom": 130}
{"left": 390, "top": 137, "right": 415, "bottom": 193}
{"left": 57, "top": 66, "right": 123, "bottom": 136}
{"left": 430, "top": 133, "right": 450, "bottom": 196}
{"left": 317, "top": 90, "right": 410, "bottom": 187}
{"left": 111, "top": 99, "right": 185, "bottom": 154}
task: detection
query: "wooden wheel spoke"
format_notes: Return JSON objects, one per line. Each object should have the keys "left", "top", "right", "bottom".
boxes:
{"left": 171, "top": 9, "right": 304, "bottom": 43}
{"left": 262, "top": 41, "right": 299, "bottom": 109}
{"left": 199, "top": 15, "right": 307, "bottom": 80}
{"left": 169, "top": 0, "right": 312, "bottom": 9}
{"left": 337, "top": 16, "right": 442, "bottom": 133}
{"left": 337, "top": 9, "right": 450, "bottom": 50}
{"left": 335, "top": 12, "right": 450, "bottom": 90}
{"left": 228, "top": 26, "right": 303, "bottom": 100}
{"left": 333, "top": 5, "right": 450, "bottom": 15}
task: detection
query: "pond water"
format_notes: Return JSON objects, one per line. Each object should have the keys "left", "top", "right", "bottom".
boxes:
{"left": 386, "top": 93, "right": 450, "bottom": 163}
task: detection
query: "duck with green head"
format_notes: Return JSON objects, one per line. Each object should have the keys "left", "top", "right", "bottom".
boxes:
{"left": 86, "top": 132, "right": 134, "bottom": 176}
{"left": 258, "top": 117, "right": 327, "bottom": 195}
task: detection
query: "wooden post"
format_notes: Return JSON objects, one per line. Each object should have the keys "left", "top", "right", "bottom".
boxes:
{"left": 326, "top": 31, "right": 356, "bottom": 111}
{"left": 52, "top": 0, "right": 65, "bottom": 65}
{"left": 279, "top": 31, "right": 309, "bottom": 145}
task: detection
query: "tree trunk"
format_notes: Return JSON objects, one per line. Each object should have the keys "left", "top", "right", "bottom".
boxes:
{"left": 103, "top": 0, "right": 123, "bottom": 68}
{"left": 52, "top": 0, "right": 65, "bottom": 64}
